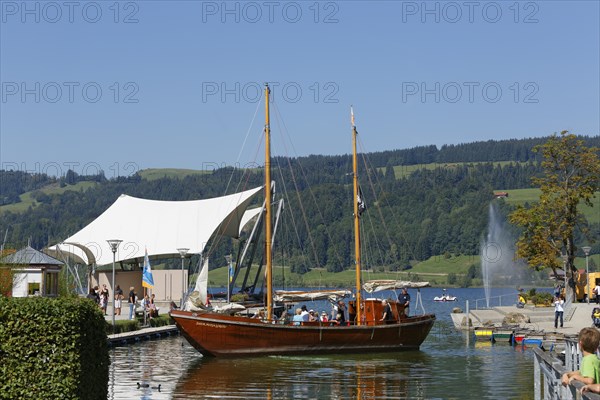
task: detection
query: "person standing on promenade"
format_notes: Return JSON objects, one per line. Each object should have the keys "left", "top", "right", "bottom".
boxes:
{"left": 562, "top": 327, "right": 600, "bottom": 386}
{"left": 100, "top": 284, "right": 109, "bottom": 315}
{"left": 128, "top": 286, "right": 136, "bottom": 320}
{"left": 86, "top": 288, "right": 99, "bottom": 305}
{"left": 114, "top": 285, "right": 123, "bottom": 316}
{"left": 554, "top": 295, "right": 565, "bottom": 329}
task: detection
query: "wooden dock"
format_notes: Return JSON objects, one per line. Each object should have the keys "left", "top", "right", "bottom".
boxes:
{"left": 108, "top": 324, "right": 179, "bottom": 346}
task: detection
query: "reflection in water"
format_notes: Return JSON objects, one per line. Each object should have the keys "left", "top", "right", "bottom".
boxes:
{"left": 108, "top": 289, "right": 536, "bottom": 399}
{"left": 172, "top": 352, "right": 431, "bottom": 399}
{"left": 108, "top": 335, "right": 533, "bottom": 399}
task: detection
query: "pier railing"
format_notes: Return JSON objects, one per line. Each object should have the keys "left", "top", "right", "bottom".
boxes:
{"left": 473, "top": 293, "right": 519, "bottom": 309}
{"left": 533, "top": 339, "right": 600, "bottom": 400}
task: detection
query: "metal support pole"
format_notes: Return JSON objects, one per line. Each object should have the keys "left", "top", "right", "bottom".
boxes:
{"left": 106, "top": 239, "right": 122, "bottom": 329}
{"left": 177, "top": 248, "right": 189, "bottom": 308}
{"left": 225, "top": 254, "right": 233, "bottom": 303}
{"left": 583, "top": 246, "right": 592, "bottom": 304}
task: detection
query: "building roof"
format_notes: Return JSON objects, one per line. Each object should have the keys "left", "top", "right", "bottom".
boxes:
{"left": 48, "top": 186, "right": 263, "bottom": 266}
{"left": 1, "top": 246, "right": 63, "bottom": 266}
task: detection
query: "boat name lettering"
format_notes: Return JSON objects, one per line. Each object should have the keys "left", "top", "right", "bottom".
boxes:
{"left": 196, "top": 321, "right": 226, "bottom": 329}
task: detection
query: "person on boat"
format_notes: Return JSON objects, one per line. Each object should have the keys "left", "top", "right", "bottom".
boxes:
{"left": 321, "top": 311, "right": 329, "bottom": 322}
{"left": 292, "top": 308, "right": 303, "bottom": 325}
{"left": 169, "top": 301, "right": 179, "bottom": 311}
{"left": 278, "top": 310, "right": 289, "bottom": 324}
{"left": 380, "top": 299, "right": 394, "bottom": 324}
{"left": 399, "top": 288, "right": 411, "bottom": 316}
{"left": 335, "top": 301, "right": 346, "bottom": 325}
{"left": 348, "top": 302, "right": 356, "bottom": 325}
{"left": 300, "top": 305, "right": 310, "bottom": 321}
{"left": 309, "top": 310, "right": 319, "bottom": 322}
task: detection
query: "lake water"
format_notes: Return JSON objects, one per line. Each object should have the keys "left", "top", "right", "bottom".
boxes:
{"left": 108, "top": 287, "right": 538, "bottom": 399}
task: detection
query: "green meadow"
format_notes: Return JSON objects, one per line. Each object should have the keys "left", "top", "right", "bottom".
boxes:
{"left": 138, "top": 168, "right": 211, "bottom": 181}
{"left": 497, "top": 188, "right": 600, "bottom": 224}
{"left": 389, "top": 161, "right": 529, "bottom": 179}
{"left": 0, "top": 181, "right": 98, "bottom": 214}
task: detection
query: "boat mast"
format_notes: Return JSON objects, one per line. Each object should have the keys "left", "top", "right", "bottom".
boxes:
{"left": 264, "top": 83, "right": 273, "bottom": 319}
{"left": 351, "top": 107, "right": 362, "bottom": 325}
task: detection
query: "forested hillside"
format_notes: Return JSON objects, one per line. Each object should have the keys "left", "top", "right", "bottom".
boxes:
{"left": 1, "top": 136, "right": 598, "bottom": 272}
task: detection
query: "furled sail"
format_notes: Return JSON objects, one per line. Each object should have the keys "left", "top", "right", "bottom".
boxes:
{"left": 363, "top": 280, "right": 430, "bottom": 293}
{"left": 274, "top": 289, "right": 351, "bottom": 303}
{"left": 185, "top": 257, "right": 209, "bottom": 310}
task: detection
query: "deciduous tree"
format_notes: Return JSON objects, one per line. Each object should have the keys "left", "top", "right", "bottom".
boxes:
{"left": 510, "top": 132, "right": 600, "bottom": 302}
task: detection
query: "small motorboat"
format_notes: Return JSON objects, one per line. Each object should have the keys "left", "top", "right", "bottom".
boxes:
{"left": 434, "top": 290, "right": 457, "bottom": 302}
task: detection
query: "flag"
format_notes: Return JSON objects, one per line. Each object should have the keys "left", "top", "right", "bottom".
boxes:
{"left": 229, "top": 262, "right": 234, "bottom": 283}
{"left": 357, "top": 186, "right": 367, "bottom": 216}
{"left": 350, "top": 106, "right": 355, "bottom": 127}
{"left": 142, "top": 249, "right": 154, "bottom": 289}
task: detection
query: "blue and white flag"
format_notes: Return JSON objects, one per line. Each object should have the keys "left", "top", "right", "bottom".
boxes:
{"left": 142, "top": 249, "right": 154, "bottom": 289}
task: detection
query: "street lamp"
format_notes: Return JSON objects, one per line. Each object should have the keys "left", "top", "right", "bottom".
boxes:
{"left": 177, "top": 248, "right": 189, "bottom": 308}
{"left": 225, "top": 254, "right": 233, "bottom": 303}
{"left": 106, "top": 239, "right": 122, "bottom": 329}
{"left": 583, "top": 246, "right": 592, "bottom": 304}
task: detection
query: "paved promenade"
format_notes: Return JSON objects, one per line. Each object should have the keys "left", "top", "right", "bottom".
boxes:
{"left": 462, "top": 301, "right": 599, "bottom": 337}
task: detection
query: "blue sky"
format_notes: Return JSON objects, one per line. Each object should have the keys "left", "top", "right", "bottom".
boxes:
{"left": 1, "top": 1, "right": 598, "bottom": 178}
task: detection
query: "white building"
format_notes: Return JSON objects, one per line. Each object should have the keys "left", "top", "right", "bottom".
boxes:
{"left": 2, "top": 246, "right": 63, "bottom": 297}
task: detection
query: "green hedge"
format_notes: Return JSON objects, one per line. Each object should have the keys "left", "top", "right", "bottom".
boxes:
{"left": 0, "top": 297, "right": 109, "bottom": 400}
{"left": 106, "top": 319, "right": 140, "bottom": 335}
{"left": 149, "top": 315, "right": 174, "bottom": 328}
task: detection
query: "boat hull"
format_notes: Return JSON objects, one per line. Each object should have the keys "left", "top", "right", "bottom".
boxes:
{"left": 170, "top": 310, "right": 436, "bottom": 357}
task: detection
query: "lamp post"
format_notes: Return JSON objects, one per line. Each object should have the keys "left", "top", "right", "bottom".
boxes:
{"left": 562, "top": 253, "right": 569, "bottom": 305}
{"left": 177, "top": 248, "right": 189, "bottom": 308}
{"left": 583, "top": 246, "right": 592, "bottom": 304}
{"left": 106, "top": 239, "right": 122, "bottom": 329}
{"left": 225, "top": 255, "right": 232, "bottom": 303}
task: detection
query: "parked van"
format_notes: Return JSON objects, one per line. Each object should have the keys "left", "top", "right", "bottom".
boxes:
{"left": 575, "top": 271, "right": 600, "bottom": 302}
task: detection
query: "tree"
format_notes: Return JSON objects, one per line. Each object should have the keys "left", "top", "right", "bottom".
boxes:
{"left": 510, "top": 132, "right": 600, "bottom": 302}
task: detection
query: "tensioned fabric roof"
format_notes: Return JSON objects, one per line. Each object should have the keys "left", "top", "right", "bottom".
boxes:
{"left": 48, "top": 186, "right": 263, "bottom": 266}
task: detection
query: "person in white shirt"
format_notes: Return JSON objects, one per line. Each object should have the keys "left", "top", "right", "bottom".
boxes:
{"left": 300, "top": 305, "right": 310, "bottom": 321}
{"left": 554, "top": 296, "right": 565, "bottom": 329}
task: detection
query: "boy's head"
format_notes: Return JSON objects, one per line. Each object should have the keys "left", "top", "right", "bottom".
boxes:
{"left": 579, "top": 327, "right": 600, "bottom": 353}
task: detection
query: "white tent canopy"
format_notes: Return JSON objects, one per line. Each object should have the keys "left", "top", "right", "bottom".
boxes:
{"left": 48, "top": 186, "right": 263, "bottom": 266}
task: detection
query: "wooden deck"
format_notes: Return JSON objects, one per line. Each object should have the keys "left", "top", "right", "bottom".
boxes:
{"left": 108, "top": 325, "right": 179, "bottom": 346}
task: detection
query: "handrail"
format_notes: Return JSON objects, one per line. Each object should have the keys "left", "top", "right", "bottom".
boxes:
{"left": 533, "top": 343, "right": 600, "bottom": 400}
{"left": 473, "top": 292, "right": 519, "bottom": 310}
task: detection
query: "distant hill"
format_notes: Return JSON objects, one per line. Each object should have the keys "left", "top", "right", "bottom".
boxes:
{"left": 1, "top": 135, "right": 598, "bottom": 276}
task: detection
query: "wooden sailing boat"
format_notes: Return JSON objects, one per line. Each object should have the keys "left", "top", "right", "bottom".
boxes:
{"left": 170, "top": 84, "right": 436, "bottom": 357}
